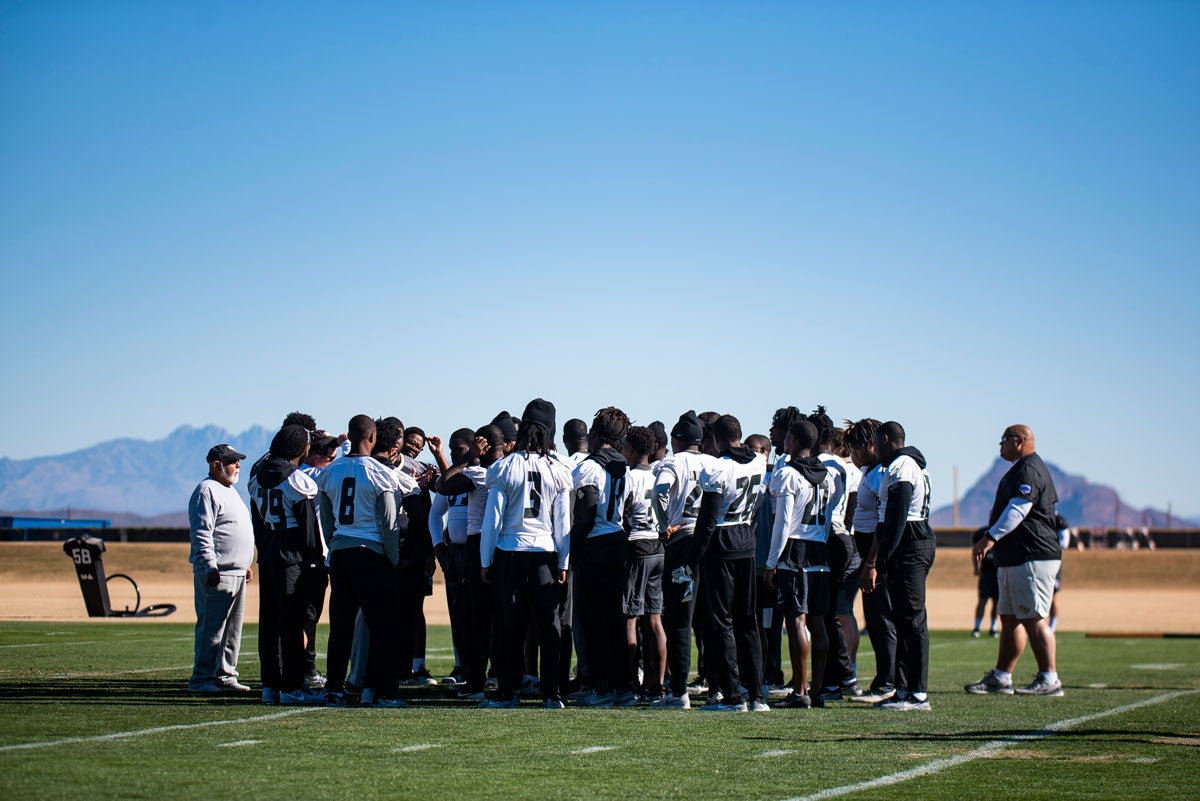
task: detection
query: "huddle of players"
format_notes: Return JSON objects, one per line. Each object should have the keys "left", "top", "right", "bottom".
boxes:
{"left": 247, "top": 398, "right": 934, "bottom": 711}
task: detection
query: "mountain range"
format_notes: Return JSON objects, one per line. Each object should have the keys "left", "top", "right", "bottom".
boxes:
{"left": 930, "top": 458, "right": 1192, "bottom": 529}
{"left": 0, "top": 425, "right": 1191, "bottom": 528}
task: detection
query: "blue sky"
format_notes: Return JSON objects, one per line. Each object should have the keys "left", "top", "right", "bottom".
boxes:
{"left": 1, "top": 1, "right": 1197, "bottom": 516}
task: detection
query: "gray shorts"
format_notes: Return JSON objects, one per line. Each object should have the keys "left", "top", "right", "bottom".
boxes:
{"left": 998, "top": 560, "right": 1060, "bottom": 619}
{"left": 623, "top": 552, "right": 664, "bottom": 617}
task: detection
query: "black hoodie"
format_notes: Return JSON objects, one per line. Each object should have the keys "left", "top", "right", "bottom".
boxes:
{"left": 691, "top": 445, "right": 765, "bottom": 563}
{"left": 875, "top": 446, "right": 934, "bottom": 565}
{"left": 248, "top": 455, "right": 322, "bottom": 567}
{"left": 569, "top": 446, "right": 629, "bottom": 563}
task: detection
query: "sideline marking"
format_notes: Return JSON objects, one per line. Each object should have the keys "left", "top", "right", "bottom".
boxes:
{"left": 0, "top": 708, "right": 322, "bottom": 753}
{"left": 779, "top": 690, "right": 1198, "bottom": 801}
{"left": 216, "top": 739, "right": 261, "bottom": 748}
{"left": 393, "top": 743, "right": 442, "bottom": 753}
{"left": 572, "top": 746, "right": 617, "bottom": 755}
{"left": 0, "top": 637, "right": 192, "bottom": 650}
{"left": 757, "top": 750, "right": 798, "bottom": 758}
{"left": 1130, "top": 663, "right": 1184, "bottom": 671}
{"left": 43, "top": 656, "right": 262, "bottom": 681}
{"left": 1129, "top": 757, "right": 1160, "bottom": 764}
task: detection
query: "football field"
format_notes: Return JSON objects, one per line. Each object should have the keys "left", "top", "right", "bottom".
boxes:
{"left": 1, "top": 622, "right": 1197, "bottom": 801}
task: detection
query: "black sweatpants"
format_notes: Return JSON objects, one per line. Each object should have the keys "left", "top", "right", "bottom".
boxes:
{"left": 701, "top": 552, "right": 763, "bottom": 704}
{"left": 491, "top": 549, "right": 561, "bottom": 700}
{"left": 885, "top": 537, "right": 935, "bottom": 696}
{"left": 857, "top": 530, "right": 897, "bottom": 693}
{"left": 575, "top": 532, "right": 629, "bottom": 694}
{"left": 325, "top": 546, "right": 402, "bottom": 697}
{"left": 257, "top": 562, "right": 308, "bottom": 692}
{"left": 442, "top": 542, "right": 472, "bottom": 673}
{"left": 662, "top": 536, "right": 698, "bottom": 698}
{"left": 297, "top": 562, "right": 327, "bottom": 679}
{"left": 463, "top": 534, "right": 494, "bottom": 694}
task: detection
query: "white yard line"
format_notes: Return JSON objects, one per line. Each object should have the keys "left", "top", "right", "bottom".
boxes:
{"left": 779, "top": 690, "right": 1198, "bottom": 801}
{"left": 0, "top": 637, "right": 193, "bottom": 650}
{"left": 571, "top": 746, "right": 617, "bottom": 755}
{"left": 757, "top": 749, "right": 798, "bottom": 758}
{"left": 393, "top": 743, "right": 443, "bottom": 753}
{"left": 0, "top": 707, "right": 323, "bottom": 753}
{"left": 216, "top": 739, "right": 261, "bottom": 748}
{"left": 43, "top": 656, "right": 262, "bottom": 681}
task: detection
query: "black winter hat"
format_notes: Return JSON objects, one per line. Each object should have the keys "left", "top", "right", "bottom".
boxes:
{"left": 521, "top": 398, "right": 556, "bottom": 436}
{"left": 671, "top": 410, "right": 703, "bottom": 446}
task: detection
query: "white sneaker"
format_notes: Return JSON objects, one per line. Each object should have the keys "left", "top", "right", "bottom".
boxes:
{"left": 964, "top": 671, "right": 1014, "bottom": 695}
{"left": 750, "top": 700, "right": 771, "bottom": 712}
{"left": 280, "top": 689, "right": 326, "bottom": 706}
{"left": 575, "top": 691, "right": 615, "bottom": 708}
{"left": 1014, "top": 674, "right": 1064, "bottom": 696}
{"left": 650, "top": 692, "right": 690, "bottom": 709}
{"left": 700, "top": 701, "right": 747, "bottom": 712}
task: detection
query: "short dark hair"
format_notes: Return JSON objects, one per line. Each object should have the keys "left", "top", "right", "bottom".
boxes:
{"left": 745, "top": 434, "right": 771, "bottom": 455}
{"left": 563, "top": 418, "right": 588, "bottom": 444}
{"left": 590, "top": 407, "right": 631, "bottom": 448}
{"left": 878, "top": 420, "right": 906, "bottom": 445}
{"left": 374, "top": 416, "right": 404, "bottom": 452}
{"left": 648, "top": 421, "right": 668, "bottom": 450}
{"left": 348, "top": 414, "right": 375, "bottom": 443}
{"left": 698, "top": 411, "right": 720, "bottom": 427}
{"left": 282, "top": 411, "right": 317, "bottom": 432}
{"left": 711, "top": 414, "right": 742, "bottom": 444}
{"left": 450, "top": 427, "right": 476, "bottom": 446}
{"left": 787, "top": 420, "right": 819, "bottom": 451}
{"left": 624, "top": 426, "right": 655, "bottom": 458}
{"left": 476, "top": 424, "right": 505, "bottom": 449}
{"left": 405, "top": 426, "right": 426, "bottom": 441}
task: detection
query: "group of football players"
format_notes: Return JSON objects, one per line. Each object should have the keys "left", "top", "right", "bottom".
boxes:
{"left": 250, "top": 397, "right": 935, "bottom": 711}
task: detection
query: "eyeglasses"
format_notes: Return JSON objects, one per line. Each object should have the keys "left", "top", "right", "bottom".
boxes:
{"left": 999, "top": 435, "right": 1022, "bottom": 443}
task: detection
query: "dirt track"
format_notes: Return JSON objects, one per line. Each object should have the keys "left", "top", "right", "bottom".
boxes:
{"left": 4, "top": 543, "right": 1198, "bottom": 632}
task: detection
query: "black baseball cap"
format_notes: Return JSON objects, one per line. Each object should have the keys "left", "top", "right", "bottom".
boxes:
{"left": 206, "top": 444, "right": 247, "bottom": 463}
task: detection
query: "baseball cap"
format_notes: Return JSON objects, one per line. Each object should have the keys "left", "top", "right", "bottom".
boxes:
{"left": 206, "top": 444, "right": 247, "bottom": 463}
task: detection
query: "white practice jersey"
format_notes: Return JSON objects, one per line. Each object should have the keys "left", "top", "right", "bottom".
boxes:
{"left": 699, "top": 452, "right": 768, "bottom": 527}
{"left": 653, "top": 450, "right": 718, "bottom": 531}
{"left": 765, "top": 461, "right": 835, "bottom": 569}
{"left": 572, "top": 456, "right": 628, "bottom": 537}
{"left": 878, "top": 455, "right": 932, "bottom": 525}
{"left": 568, "top": 451, "right": 589, "bottom": 467}
{"left": 318, "top": 455, "right": 400, "bottom": 545}
{"left": 853, "top": 464, "right": 883, "bottom": 534}
{"left": 249, "top": 467, "right": 318, "bottom": 532}
{"left": 429, "top": 492, "right": 470, "bottom": 546}
{"left": 462, "top": 465, "right": 489, "bottom": 535}
{"left": 624, "top": 465, "right": 658, "bottom": 542}
{"left": 481, "top": 451, "right": 573, "bottom": 567}
{"left": 819, "top": 453, "right": 852, "bottom": 538}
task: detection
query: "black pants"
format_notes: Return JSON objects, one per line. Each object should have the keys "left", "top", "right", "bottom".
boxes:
{"left": 858, "top": 531, "right": 897, "bottom": 693}
{"left": 575, "top": 533, "right": 629, "bottom": 694}
{"left": 463, "top": 534, "right": 494, "bottom": 693}
{"left": 326, "top": 547, "right": 402, "bottom": 697}
{"left": 757, "top": 573, "right": 784, "bottom": 685}
{"left": 297, "top": 562, "right": 327, "bottom": 678}
{"left": 701, "top": 553, "right": 763, "bottom": 704}
{"left": 663, "top": 536, "right": 698, "bottom": 698}
{"left": 491, "top": 549, "right": 561, "bottom": 700}
{"left": 885, "top": 537, "right": 935, "bottom": 696}
{"left": 442, "top": 542, "right": 472, "bottom": 672}
{"left": 822, "top": 532, "right": 854, "bottom": 688}
{"left": 257, "top": 562, "right": 308, "bottom": 692}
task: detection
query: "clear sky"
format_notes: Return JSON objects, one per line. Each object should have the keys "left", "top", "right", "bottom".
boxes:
{"left": 1, "top": 1, "right": 1197, "bottom": 516}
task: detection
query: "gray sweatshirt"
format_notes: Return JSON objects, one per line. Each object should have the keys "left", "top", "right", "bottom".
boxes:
{"left": 188, "top": 477, "right": 254, "bottom": 575}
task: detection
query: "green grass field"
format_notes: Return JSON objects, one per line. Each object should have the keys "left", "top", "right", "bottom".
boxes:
{"left": 1, "top": 623, "right": 1197, "bottom": 801}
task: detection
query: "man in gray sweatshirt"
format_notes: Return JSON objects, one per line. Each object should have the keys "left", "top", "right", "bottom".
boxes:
{"left": 188, "top": 444, "right": 255, "bottom": 693}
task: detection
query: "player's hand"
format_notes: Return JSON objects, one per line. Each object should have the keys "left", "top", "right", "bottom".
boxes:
{"left": 426, "top": 435, "right": 443, "bottom": 455}
{"left": 205, "top": 569, "right": 221, "bottom": 587}
{"left": 557, "top": 569, "right": 568, "bottom": 585}
{"left": 481, "top": 567, "right": 491, "bottom": 584}
{"left": 416, "top": 464, "right": 437, "bottom": 490}
{"left": 337, "top": 433, "right": 348, "bottom": 444}
{"left": 860, "top": 566, "right": 876, "bottom": 593}
{"left": 245, "top": 565, "right": 253, "bottom": 584}
{"left": 973, "top": 536, "right": 994, "bottom": 565}
{"left": 665, "top": 524, "right": 681, "bottom": 540}
{"left": 424, "top": 557, "right": 436, "bottom": 577}
{"left": 763, "top": 568, "right": 775, "bottom": 590}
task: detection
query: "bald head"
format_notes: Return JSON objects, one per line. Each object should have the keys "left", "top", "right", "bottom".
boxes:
{"left": 1000, "top": 424, "right": 1036, "bottom": 461}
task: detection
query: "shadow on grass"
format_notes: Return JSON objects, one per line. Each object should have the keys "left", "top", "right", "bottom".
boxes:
{"left": 0, "top": 681, "right": 516, "bottom": 708}
{"left": 740, "top": 729, "right": 1200, "bottom": 746}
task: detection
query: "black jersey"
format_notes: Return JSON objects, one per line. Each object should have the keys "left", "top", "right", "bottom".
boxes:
{"left": 987, "top": 452, "right": 1061, "bottom": 567}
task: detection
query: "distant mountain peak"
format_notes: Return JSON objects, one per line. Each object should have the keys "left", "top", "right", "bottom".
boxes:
{"left": 931, "top": 458, "right": 1189, "bottom": 528}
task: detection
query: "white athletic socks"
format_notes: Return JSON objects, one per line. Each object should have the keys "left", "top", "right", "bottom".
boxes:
{"left": 993, "top": 669, "right": 1013, "bottom": 682}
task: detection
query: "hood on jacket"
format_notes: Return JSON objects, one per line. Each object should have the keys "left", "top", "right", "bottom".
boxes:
{"left": 721, "top": 444, "right": 758, "bottom": 465}
{"left": 588, "top": 445, "right": 628, "bottom": 479}
{"left": 250, "top": 454, "right": 297, "bottom": 490}
{"left": 788, "top": 455, "right": 830, "bottom": 486}
{"left": 886, "top": 445, "right": 927, "bottom": 469}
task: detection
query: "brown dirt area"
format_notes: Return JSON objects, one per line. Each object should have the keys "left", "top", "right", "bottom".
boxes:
{"left": 3, "top": 543, "right": 1198, "bottom": 632}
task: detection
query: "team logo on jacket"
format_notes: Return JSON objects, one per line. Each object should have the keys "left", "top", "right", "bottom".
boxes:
{"left": 1018, "top": 484, "right": 1032, "bottom": 496}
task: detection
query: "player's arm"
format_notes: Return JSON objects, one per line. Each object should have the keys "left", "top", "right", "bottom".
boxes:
{"left": 652, "top": 468, "right": 677, "bottom": 534}
{"left": 876, "top": 478, "right": 914, "bottom": 567}
{"left": 428, "top": 492, "right": 450, "bottom": 553}
{"left": 552, "top": 487, "right": 571, "bottom": 579}
{"left": 189, "top": 485, "right": 221, "bottom": 586}
{"left": 479, "top": 486, "right": 506, "bottom": 581}
{"left": 376, "top": 490, "right": 400, "bottom": 566}
{"left": 689, "top": 491, "right": 722, "bottom": 565}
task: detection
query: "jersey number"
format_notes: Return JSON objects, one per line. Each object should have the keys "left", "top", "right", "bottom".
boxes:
{"left": 255, "top": 487, "right": 287, "bottom": 531}
{"left": 70, "top": 548, "right": 93, "bottom": 565}
{"left": 723, "top": 475, "right": 763, "bottom": 524}
{"left": 800, "top": 484, "right": 830, "bottom": 527}
{"left": 338, "top": 478, "right": 357, "bottom": 525}
{"left": 605, "top": 476, "right": 626, "bottom": 523}
{"left": 524, "top": 471, "right": 543, "bottom": 519}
